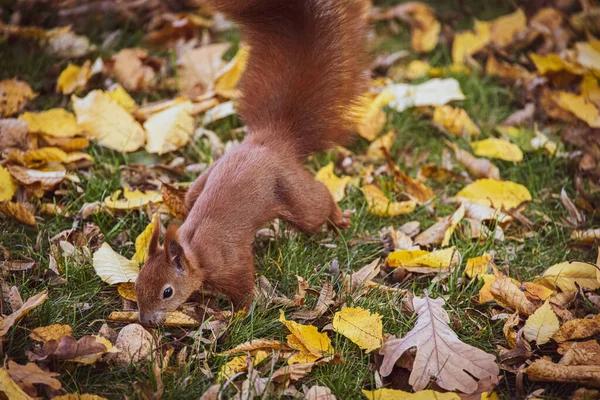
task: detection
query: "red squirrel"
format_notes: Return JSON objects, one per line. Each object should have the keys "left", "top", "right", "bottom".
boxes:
{"left": 135, "top": 0, "right": 368, "bottom": 325}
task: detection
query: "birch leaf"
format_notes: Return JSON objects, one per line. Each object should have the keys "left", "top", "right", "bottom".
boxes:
{"left": 455, "top": 179, "right": 531, "bottom": 210}
{"left": 19, "top": 109, "right": 80, "bottom": 137}
{"left": 523, "top": 300, "right": 560, "bottom": 345}
{"left": 470, "top": 138, "right": 524, "bottom": 162}
{"left": 144, "top": 101, "right": 195, "bottom": 155}
{"left": 92, "top": 243, "right": 139, "bottom": 285}
{"left": 332, "top": 307, "right": 383, "bottom": 353}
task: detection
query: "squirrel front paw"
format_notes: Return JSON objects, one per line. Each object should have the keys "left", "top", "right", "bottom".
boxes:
{"left": 329, "top": 208, "right": 353, "bottom": 230}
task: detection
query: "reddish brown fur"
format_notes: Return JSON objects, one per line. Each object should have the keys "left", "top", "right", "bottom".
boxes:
{"left": 135, "top": 0, "right": 368, "bottom": 325}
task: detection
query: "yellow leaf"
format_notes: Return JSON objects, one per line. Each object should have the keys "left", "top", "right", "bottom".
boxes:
{"left": 489, "top": 9, "right": 527, "bottom": 48}
{"left": 478, "top": 273, "right": 502, "bottom": 303}
{"left": 362, "top": 388, "right": 460, "bottom": 400}
{"left": 315, "top": 163, "right": 351, "bottom": 203}
{"left": 485, "top": 55, "right": 535, "bottom": 84}
{"left": 465, "top": 253, "right": 493, "bottom": 278}
{"left": 178, "top": 42, "right": 230, "bottom": 97}
{"left": 529, "top": 53, "right": 583, "bottom": 75}
{"left": 455, "top": 178, "right": 532, "bottom": 210}
{"left": 362, "top": 185, "right": 417, "bottom": 217}
{"left": 523, "top": 300, "right": 560, "bottom": 345}
{"left": 0, "top": 78, "right": 37, "bottom": 117}
{"left": 367, "top": 130, "right": 395, "bottom": 160}
{"left": 332, "top": 307, "right": 382, "bottom": 353}
{"left": 217, "top": 350, "right": 268, "bottom": 381}
{"left": 452, "top": 20, "right": 491, "bottom": 65}
{"left": 433, "top": 105, "right": 480, "bottom": 137}
{"left": 53, "top": 395, "right": 108, "bottom": 400}
{"left": 132, "top": 215, "right": 157, "bottom": 264}
{"left": 103, "top": 187, "right": 162, "bottom": 211}
{"left": 107, "top": 84, "right": 137, "bottom": 112}
{"left": 107, "top": 311, "right": 200, "bottom": 326}
{"left": 0, "top": 201, "right": 36, "bottom": 227}
{"left": 447, "top": 141, "right": 500, "bottom": 180}
{"left": 405, "top": 60, "right": 431, "bottom": 80}
{"left": 19, "top": 109, "right": 80, "bottom": 137}
{"left": 144, "top": 101, "right": 195, "bottom": 155}
{"left": 56, "top": 61, "right": 91, "bottom": 95}
{"left": 0, "top": 166, "right": 17, "bottom": 202}
{"left": 582, "top": 74, "right": 600, "bottom": 107}
{"left": 280, "top": 310, "right": 333, "bottom": 364}
{"left": 117, "top": 282, "right": 137, "bottom": 301}
{"left": 92, "top": 243, "right": 139, "bottom": 285}
{"left": 354, "top": 91, "right": 394, "bottom": 141}
{"left": 470, "top": 138, "right": 524, "bottom": 162}
{"left": 72, "top": 90, "right": 146, "bottom": 152}
{"left": 399, "top": 3, "right": 440, "bottom": 52}
{"left": 219, "top": 339, "right": 292, "bottom": 356}
{"left": 0, "top": 368, "right": 32, "bottom": 400}
{"left": 214, "top": 47, "right": 249, "bottom": 99}
{"left": 536, "top": 261, "right": 600, "bottom": 292}
{"left": 576, "top": 41, "right": 600, "bottom": 74}
{"left": 554, "top": 91, "right": 600, "bottom": 128}
{"left": 23, "top": 147, "right": 68, "bottom": 166}
{"left": 522, "top": 282, "right": 555, "bottom": 302}
{"left": 385, "top": 247, "right": 461, "bottom": 273}
{"left": 0, "top": 291, "right": 47, "bottom": 336}
{"left": 30, "top": 324, "right": 73, "bottom": 342}
{"left": 442, "top": 203, "right": 465, "bottom": 246}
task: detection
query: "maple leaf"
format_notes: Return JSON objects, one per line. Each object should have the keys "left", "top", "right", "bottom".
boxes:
{"left": 379, "top": 291, "right": 499, "bottom": 393}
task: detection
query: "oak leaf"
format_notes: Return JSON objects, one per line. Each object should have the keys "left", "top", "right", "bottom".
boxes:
{"left": 379, "top": 292, "right": 499, "bottom": 393}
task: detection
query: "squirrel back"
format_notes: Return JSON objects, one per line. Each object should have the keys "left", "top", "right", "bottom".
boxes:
{"left": 207, "top": 0, "right": 369, "bottom": 157}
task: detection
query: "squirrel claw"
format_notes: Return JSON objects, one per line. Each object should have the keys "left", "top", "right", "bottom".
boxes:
{"left": 329, "top": 209, "right": 353, "bottom": 231}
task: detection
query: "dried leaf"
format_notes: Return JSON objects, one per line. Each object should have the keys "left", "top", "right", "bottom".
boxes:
{"left": 178, "top": 43, "right": 230, "bottom": 96}
{"left": 332, "top": 307, "right": 383, "bottom": 352}
{"left": 28, "top": 335, "right": 116, "bottom": 364}
{"left": 202, "top": 101, "right": 237, "bottom": 126}
{"left": 72, "top": 90, "right": 146, "bottom": 152}
{"left": 107, "top": 311, "right": 200, "bottom": 326}
{"left": 8, "top": 164, "right": 66, "bottom": 195}
{"left": 30, "top": 324, "right": 73, "bottom": 342}
{"left": 526, "top": 359, "right": 600, "bottom": 387}
{"left": 107, "top": 84, "right": 137, "bottom": 112}
{"left": 571, "top": 228, "right": 600, "bottom": 245}
{"left": 452, "top": 20, "right": 491, "bottom": 66}
{"left": 132, "top": 215, "right": 157, "bottom": 264}
{"left": 19, "top": 109, "right": 80, "bottom": 137}
{"left": 0, "top": 367, "right": 32, "bottom": 400}
{"left": 218, "top": 351, "right": 268, "bottom": 381}
{"left": 304, "top": 385, "right": 336, "bottom": 400}
{"left": 470, "top": 138, "right": 523, "bottom": 162}
{"left": 362, "top": 185, "right": 417, "bottom": 217}
{"left": 448, "top": 142, "right": 500, "bottom": 180}
{"left": 536, "top": 261, "right": 600, "bottom": 292}
{"left": 220, "top": 339, "right": 292, "bottom": 356}
{"left": 112, "top": 48, "right": 156, "bottom": 91}
{"left": 413, "top": 204, "right": 464, "bottom": 247}
{"left": 343, "top": 259, "right": 381, "bottom": 294}
{"left": 386, "top": 3, "right": 440, "bottom": 52}
{"left": 523, "top": 300, "right": 560, "bottom": 345}
{"left": 280, "top": 310, "right": 333, "bottom": 364}
{"left": 56, "top": 61, "right": 92, "bottom": 95}
{"left": 0, "top": 290, "right": 47, "bottom": 336}
{"left": 559, "top": 340, "right": 600, "bottom": 366}
{"left": 464, "top": 253, "right": 493, "bottom": 278}
{"left": 354, "top": 91, "right": 394, "bottom": 141}
{"left": 576, "top": 41, "right": 600, "bottom": 74}
{"left": 7, "top": 361, "right": 61, "bottom": 396}
{"left": 53, "top": 394, "right": 107, "bottom": 400}
{"left": 385, "top": 247, "right": 460, "bottom": 273}
{"left": 214, "top": 47, "right": 248, "bottom": 99}
{"left": 455, "top": 179, "right": 532, "bottom": 210}
{"left": 362, "top": 389, "right": 460, "bottom": 400}
{"left": 0, "top": 201, "right": 36, "bottom": 227}
{"left": 92, "top": 243, "right": 139, "bottom": 285}
{"left": 555, "top": 91, "right": 600, "bottom": 128}
{"left": 386, "top": 79, "right": 465, "bottom": 112}
{"left": 379, "top": 292, "right": 499, "bottom": 393}
{"left": 144, "top": 102, "right": 194, "bottom": 155}
{"left": 315, "top": 163, "right": 351, "bottom": 203}
{"left": 553, "top": 314, "right": 600, "bottom": 343}
{"left": 489, "top": 9, "right": 527, "bottom": 48}
{"left": 490, "top": 278, "right": 536, "bottom": 316}
{"left": 367, "top": 130, "right": 395, "bottom": 160}
{"left": 0, "top": 166, "right": 17, "bottom": 202}
{"left": 161, "top": 182, "right": 188, "bottom": 219}
{"left": 0, "top": 79, "right": 36, "bottom": 117}
{"left": 433, "top": 106, "right": 480, "bottom": 137}
{"left": 104, "top": 188, "right": 162, "bottom": 211}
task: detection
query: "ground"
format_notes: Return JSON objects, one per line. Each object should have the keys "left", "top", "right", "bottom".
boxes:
{"left": 0, "top": 0, "right": 597, "bottom": 399}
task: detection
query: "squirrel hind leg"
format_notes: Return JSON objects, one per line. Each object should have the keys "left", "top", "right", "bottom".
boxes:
{"left": 278, "top": 168, "right": 351, "bottom": 234}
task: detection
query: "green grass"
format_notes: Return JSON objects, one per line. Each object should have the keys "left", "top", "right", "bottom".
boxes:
{"left": 1, "top": 1, "right": 598, "bottom": 399}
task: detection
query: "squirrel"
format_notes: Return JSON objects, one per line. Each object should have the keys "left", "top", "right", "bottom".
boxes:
{"left": 135, "top": 0, "right": 368, "bottom": 325}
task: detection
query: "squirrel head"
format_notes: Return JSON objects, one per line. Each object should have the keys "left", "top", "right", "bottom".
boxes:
{"left": 135, "top": 223, "right": 200, "bottom": 325}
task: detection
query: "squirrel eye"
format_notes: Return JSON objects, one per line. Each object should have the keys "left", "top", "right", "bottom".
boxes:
{"left": 163, "top": 286, "right": 173, "bottom": 299}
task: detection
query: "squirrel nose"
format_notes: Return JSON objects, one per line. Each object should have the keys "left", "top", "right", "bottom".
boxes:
{"left": 139, "top": 312, "right": 155, "bottom": 326}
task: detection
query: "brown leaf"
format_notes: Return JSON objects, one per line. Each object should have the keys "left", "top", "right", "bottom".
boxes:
{"left": 490, "top": 278, "right": 536, "bottom": 316}
{"left": 0, "top": 290, "right": 47, "bottom": 336}
{"left": 558, "top": 340, "right": 600, "bottom": 366}
{"left": 447, "top": 141, "right": 500, "bottom": 180}
{"left": 7, "top": 361, "right": 61, "bottom": 397}
{"left": 0, "top": 201, "right": 36, "bottom": 227}
{"left": 526, "top": 359, "right": 600, "bottom": 387}
{"left": 502, "top": 103, "right": 535, "bottom": 127}
{"left": 379, "top": 292, "right": 499, "bottom": 393}
{"left": 292, "top": 280, "right": 334, "bottom": 320}
{"left": 294, "top": 275, "right": 309, "bottom": 306}
{"left": 28, "top": 335, "right": 112, "bottom": 364}
{"left": 8, "top": 286, "right": 23, "bottom": 313}
{"left": 161, "top": 182, "right": 188, "bottom": 220}
{"left": 107, "top": 311, "right": 200, "bottom": 327}
{"left": 553, "top": 314, "right": 600, "bottom": 342}
{"left": 561, "top": 188, "right": 585, "bottom": 228}
{"left": 0, "top": 119, "right": 29, "bottom": 151}
{"left": 0, "top": 79, "right": 37, "bottom": 117}
{"left": 111, "top": 48, "right": 156, "bottom": 91}
{"left": 343, "top": 259, "right": 380, "bottom": 294}
{"left": 219, "top": 339, "right": 292, "bottom": 356}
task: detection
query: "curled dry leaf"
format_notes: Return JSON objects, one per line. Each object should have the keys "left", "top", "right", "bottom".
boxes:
{"left": 553, "top": 314, "right": 600, "bottom": 343}
{"left": 280, "top": 310, "right": 333, "bottom": 364}
{"left": 571, "top": 228, "right": 600, "bottom": 246}
{"left": 452, "top": 20, "right": 491, "bottom": 66}
{"left": 7, "top": 360, "right": 61, "bottom": 397}
{"left": 0, "top": 118, "right": 29, "bottom": 151}
{"left": 28, "top": 335, "right": 116, "bottom": 364}
{"left": 362, "top": 185, "right": 417, "bottom": 217}
{"left": 447, "top": 142, "right": 500, "bottom": 180}
{"left": 178, "top": 42, "right": 230, "bottom": 96}
{"left": 343, "top": 259, "right": 381, "bottom": 294}
{"left": 214, "top": 47, "right": 249, "bottom": 99}
{"left": 379, "top": 292, "right": 499, "bottom": 393}
{"left": 0, "top": 79, "right": 37, "bottom": 117}
{"left": 219, "top": 339, "right": 292, "bottom": 356}
{"left": 111, "top": 48, "right": 156, "bottom": 91}
{"left": 217, "top": 351, "right": 268, "bottom": 381}
{"left": 0, "top": 290, "right": 47, "bottom": 336}
{"left": 414, "top": 204, "right": 464, "bottom": 247}
{"left": 433, "top": 105, "right": 480, "bottom": 137}
{"left": 526, "top": 359, "right": 600, "bottom": 387}
{"left": 490, "top": 278, "right": 536, "bottom": 316}
{"left": 332, "top": 307, "right": 383, "bottom": 353}
{"left": 315, "top": 163, "right": 351, "bottom": 203}
{"left": 558, "top": 340, "right": 600, "bottom": 366}
{"left": 107, "top": 311, "right": 200, "bottom": 327}
{"left": 459, "top": 198, "right": 511, "bottom": 225}
{"left": 385, "top": 247, "right": 460, "bottom": 273}
{"left": 92, "top": 243, "right": 139, "bottom": 285}
{"left": 0, "top": 201, "right": 37, "bottom": 227}
{"left": 304, "top": 385, "right": 336, "bottom": 400}
{"left": 523, "top": 300, "right": 560, "bottom": 345}
{"left": 56, "top": 61, "right": 92, "bottom": 95}
{"left": 117, "top": 282, "right": 136, "bottom": 301}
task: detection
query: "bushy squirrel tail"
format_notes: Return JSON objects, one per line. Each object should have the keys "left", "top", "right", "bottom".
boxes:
{"left": 206, "top": 0, "right": 369, "bottom": 157}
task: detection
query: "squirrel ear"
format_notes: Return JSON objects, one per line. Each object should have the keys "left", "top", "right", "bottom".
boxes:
{"left": 148, "top": 218, "right": 161, "bottom": 256}
{"left": 164, "top": 224, "right": 185, "bottom": 272}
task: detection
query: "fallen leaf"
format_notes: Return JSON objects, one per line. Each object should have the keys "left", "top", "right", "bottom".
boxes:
{"left": 23, "top": 147, "right": 68, "bottom": 166}
{"left": 536, "top": 261, "right": 600, "bottom": 292}
{"left": 523, "top": 300, "right": 560, "bottom": 345}
{"left": 117, "top": 282, "right": 137, "bottom": 301}
{"left": 280, "top": 310, "right": 333, "bottom": 364}
{"left": 161, "top": 182, "right": 188, "bottom": 220}
{"left": 354, "top": 91, "right": 394, "bottom": 141}
{"left": 178, "top": 43, "right": 230, "bottom": 96}
{"left": 304, "top": 385, "right": 336, "bottom": 400}
{"left": 218, "top": 351, "right": 268, "bottom": 381}
{"left": 554, "top": 91, "right": 600, "bottom": 128}
{"left": 0, "top": 166, "right": 17, "bottom": 202}
{"left": 0, "top": 290, "right": 47, "bottom": 336}
{"left": 214, "top": 47, "right": 249, "bottom": 99}
{"left": 529, "top": 53, "right": 583, "bottom": 75}
{"left": 103, "top": 188, "right": 162, "bottom": 211}
{"left": 315, "top": 163, "right": 352, "bottom": 203}
{"left": 455, "top": 179, "right": 532, "bottom": 210}
{"left": 362, "top": 185, "right": 417, "bottom": 217}
{"left": 489, "top": 9, "right": 527, "bottom": 48}
{"left": 362, "top": 389, "right": 460, "bottom": 400}
{"left": 107, "top": 311, "right": 200, "bottom": 326}
{"left": 0, "top": 367, "right": 32, "bottom": 400}
{"left": 30, "top": 324, "right": 73, "bottom": 342}
{"left": 332, "top": 307, "right": 382, "bottom": 353}
{"left": 72, "top": 90, "right": 146, "bottom": 152}
{"left": 571, "top": 228, "right": 600, "bottom": 245}
{"left": 386, "top": 247, "right": 460, "bottom": 273}
{"left": 92, "top": 243, "right": 139, "bottom": 285}
{"left": 490, "top": 278, "right": 536, "bottom": 315}
{"left": 465, "top": 253, "right": 493, "bottom": 278}
{"left": 553, "top": 314, "right": 600, "bottom": 342}
{"left": 107, "top": 84, "right": 137, "bottom": 112}
{"left": 343, "top": 259, "right": 381, "bottom": 294}
{"left": 559, "top": 340, "right": 600, "bottom": 366}
{"left": 386, "top": 79, "right": 465, "bottom": 112}
{"left": 47, "top": 26, "right": 93, "bottom": 58}
{"left": 582, "top": 74, "right": 600, "bottom": 108}
{"left": 7, "top": 164, "right": 66, "bottom": 196}
{"left": 202, "top": 101, "right": 237, "bottom": 126}
{"left": 386, "top": 3, "right": 440, "bottom": 52}
{"left": 132, "top": 216, "right": 157, "bottom": 264}
{"left": 19, "top": 109, "right": 80, "bottom": 138}
{"left": 379, "top": 292, "right": 499, "bottom": 393}
{"left": 56, "top": 61, "right": 92, "bottom": 94}
{"left": 28, "top": 334, "right": 116, "bottom": 364}
{"left": 526, "top": 359, "right": 600, "bottom": 387}
{"left": 144, "top": 101, "right": 194, "bottom": 155}
{"left": 7, "top": 361, "right": 61, "bottom": 397}
{"left": 452, "top": 20, "right": 491, "bottom": 66}
{"left": 111, "top": 48, "right": 156, "bottom": 91}
{"left": 0, "top": 201, "right": 36, "bottom": 227}
{"left": 41, "top": 136, "right": 90, "bottom": 152}
{"left": 220, "top": 339, "right": 292, "bottom": 356}
{"left": 448, "top": 142, "right": 500, "bottom": 180}
{"left": 576, "top": 41, "right": 600, "bottom": 74}
{"left": 485, "top": 56, "right": 535, "bottom": 85}
{"left": 416, "top": 204, "right": 464, "bottom": 247}
{"left": 433, "top": 106, "right": 480, "bottom": 137}
{"left": 478, "top": 274, "right": 503, "bottom": 303}
{"left": 53, "top": 394, "right": 107, "bottom": 400}
{"left": 367, "top": 130, "right": 395, "bottom": 160}
{"left": 521, "top": 282, "right": 555, "bottom": 302}
{"left": 470, "top": 138, "right": 524, "bottom": 162}
{"left": 0, "top": 79, "right": 36, "bottom": 117}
